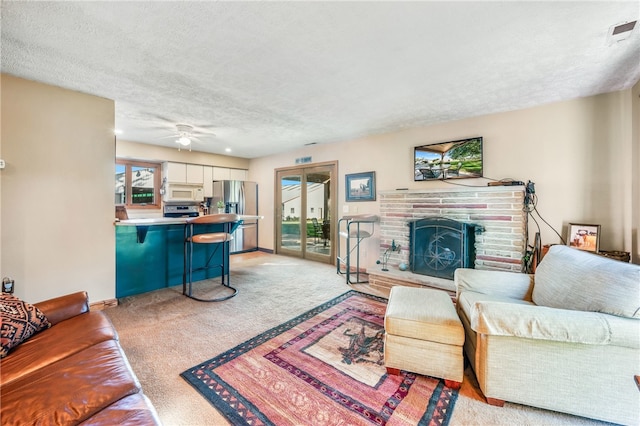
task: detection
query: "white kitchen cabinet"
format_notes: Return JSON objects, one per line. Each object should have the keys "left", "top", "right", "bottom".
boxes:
{"left": 212, "top": 167, "right": 248, "bottom": 181}
{"left": 203, "top": 166, "right": 213, "bottom": 197}
{"left": 186, "top": 164, "right": 203, "bottom": 184}
{"left": 213, "top": 167, "right": 231, "bottom": 181}
{"left": 164, "top": 162, "right": 205, "bottom": 185}
{"left": 229, "top": 169, "right": 248, "bottom": 181}
{"left": 164, "top": 162, "right": 187, "bottom": 183}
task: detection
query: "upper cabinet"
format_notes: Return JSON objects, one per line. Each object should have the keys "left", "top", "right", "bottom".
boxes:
{"left": 212, "top": 167, "right": 248, "bottom": 181}
{"left": 229, "top": 168, "right": 248, "bottom": 181}
{"left": 212, "top": 167, "right": 230, "bottom": 181}
{"left": 165, "top": 162, "right": 248, "bottom": 189}
{"left": 163, "top": 162, "right": 203, "bottom": 185}
{"left": 186, "top": 164, "right": 203, "bottom": 184}
{"left": 164, "top": 162, "right": 186, "bottom": 183}
{"left": 203, "top": 166, "right": 213, "bottom": 197}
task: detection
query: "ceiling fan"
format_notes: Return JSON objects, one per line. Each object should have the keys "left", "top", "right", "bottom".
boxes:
{"left": 173, "top": 124, "right": 198, "bottom": 151}
{"left": 160, "top": 123, "right": 214, "bottom": 151}
{"left": 148, "top": 113, "right": 237, "bottom": 151}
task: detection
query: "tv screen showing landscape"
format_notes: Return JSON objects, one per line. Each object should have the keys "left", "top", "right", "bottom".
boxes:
{"left": 414, "top": 137, "right": 483, "bottom": 181}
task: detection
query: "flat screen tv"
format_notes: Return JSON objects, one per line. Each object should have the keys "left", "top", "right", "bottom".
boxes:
{"left": 414, "top": 136, "right": 483, "bottom": 181}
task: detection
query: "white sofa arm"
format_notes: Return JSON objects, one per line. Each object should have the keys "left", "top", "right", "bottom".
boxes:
{"left": 470, "top": 301, "right": 636, "bottom": 346}
{"left": 455, "top": 268, "right": 533, "bottom": 301}
{"left": 604, "top": 314, "right": 640, "bottom": 349}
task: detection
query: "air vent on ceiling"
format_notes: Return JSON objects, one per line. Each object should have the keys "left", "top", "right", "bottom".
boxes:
{"left": 607, "top": 20, "right": 637, "bottom": 45}
{"left": 613, "top": 21, "right": 636, "bottom": 35}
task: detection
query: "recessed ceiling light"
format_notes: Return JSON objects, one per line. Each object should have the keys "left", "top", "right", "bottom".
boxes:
{"left": 225, "top": 148, "right": 231, "bottom": 152}
{"left": 114, "top": 129, "right": 123, "bottom": 135}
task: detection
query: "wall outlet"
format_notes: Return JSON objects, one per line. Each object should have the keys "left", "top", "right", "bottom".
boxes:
{"left": 343, "top": 205, "right": 349, "bottom": 213}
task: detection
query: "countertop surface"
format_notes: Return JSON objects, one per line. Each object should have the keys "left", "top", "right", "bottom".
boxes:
{"left": 116, "top": 215, "right": 263, "bottom": 226}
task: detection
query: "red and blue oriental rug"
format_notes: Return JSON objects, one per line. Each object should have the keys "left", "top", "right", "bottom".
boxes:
{"left": 181, "top": 290, "right": 458, "bottom": 425}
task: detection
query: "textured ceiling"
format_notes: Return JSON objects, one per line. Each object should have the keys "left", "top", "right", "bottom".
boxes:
{"left": 2, "top": 1, "right": 639, "bottom": 159}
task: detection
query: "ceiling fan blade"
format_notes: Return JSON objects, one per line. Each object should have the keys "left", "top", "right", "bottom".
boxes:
{"left": 189, "top": 128, "right": 216, "bottom": 137}
{"left": 192, "top": 132, "right": 216, "bottom": 139}
{"left": 150, "top": 114, "right": 178, "bottom": 123}
{"left": 193, "top": 122, "right": 219, "bottom": 129}
{"left": 148, "top": 125, "right": 175, "bottom": 131}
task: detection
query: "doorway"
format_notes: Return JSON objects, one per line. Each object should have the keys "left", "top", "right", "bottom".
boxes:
{"left": 275, "top": 162, "right": 337, "bottom": 264}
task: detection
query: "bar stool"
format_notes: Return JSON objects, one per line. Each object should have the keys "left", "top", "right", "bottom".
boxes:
{"left": 183, "top": 213, "right": 240, "bottom": 302}
{"left": 336, "top": 214, "right": 378, "bottom": 284}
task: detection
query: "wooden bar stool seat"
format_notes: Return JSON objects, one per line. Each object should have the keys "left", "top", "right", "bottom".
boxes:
{"left": 191, "top": 233, "right": 232, "bottom": 244}
{"left": 183, "top": 213, "right": 240, "bottom": 302}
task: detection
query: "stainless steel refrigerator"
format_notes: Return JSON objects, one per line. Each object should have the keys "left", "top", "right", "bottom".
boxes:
{"left": 213, "top": 180, "right": 258, "bottom": 253}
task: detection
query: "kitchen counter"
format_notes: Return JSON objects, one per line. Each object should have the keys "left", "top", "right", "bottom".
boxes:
{"left": 115, "top": 215, "right": 263, "bottom": 226}
{"left": 115, "top": 215, "right": 262, "bottom": 298}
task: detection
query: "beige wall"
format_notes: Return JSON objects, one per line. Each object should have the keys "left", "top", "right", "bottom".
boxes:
{"left": 1, "top": 74, "right": 116, "bottom": 303}
{"left": 117, "top": 139, "right": 249, "bottom": 169}
{"left": 251, "top": 88, "right": 639, "bottom": 266}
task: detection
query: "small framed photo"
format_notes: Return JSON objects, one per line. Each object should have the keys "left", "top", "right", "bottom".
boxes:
{"left": 567, "top": 223, "right": 601, "bottom": 252}
{"left": 345, "top": 171, "right": 376, "bottom": 202}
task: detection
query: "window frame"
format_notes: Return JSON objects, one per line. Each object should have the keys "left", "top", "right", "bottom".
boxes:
{"left": 116, "top": 159, "right": 162, "bottom": 209}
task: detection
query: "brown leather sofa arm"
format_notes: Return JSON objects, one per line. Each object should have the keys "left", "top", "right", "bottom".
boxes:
{"left": 34, "top": 291, "right": 90, "bottom": 326}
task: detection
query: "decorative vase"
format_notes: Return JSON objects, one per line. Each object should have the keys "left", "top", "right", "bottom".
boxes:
{"left": 398, "top": 262, "right": 408, "bottom": 271}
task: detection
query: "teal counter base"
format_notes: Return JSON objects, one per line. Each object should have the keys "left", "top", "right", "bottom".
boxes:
{"left": 116, "top": 223, "right": 231, "bottom": 298}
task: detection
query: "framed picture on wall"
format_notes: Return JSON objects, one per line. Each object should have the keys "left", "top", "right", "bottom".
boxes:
{"left": 345, "top": 171, "right": 376, "bottom": 202}
{"left": 567, "top": 223, "right": 601, "bottom": 252}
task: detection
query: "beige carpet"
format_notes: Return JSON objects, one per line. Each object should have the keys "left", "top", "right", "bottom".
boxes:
{"left": 105, "top": 252, "right": 607, "bottom": 426}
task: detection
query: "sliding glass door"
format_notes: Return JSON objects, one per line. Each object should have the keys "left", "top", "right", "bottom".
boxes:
{"left": 275, "top": 162, "right": 337, "bottom": 264}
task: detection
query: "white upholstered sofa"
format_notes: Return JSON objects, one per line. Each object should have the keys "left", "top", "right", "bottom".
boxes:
{"left": 455, "top": 245, "right": 640, "bottom": 425}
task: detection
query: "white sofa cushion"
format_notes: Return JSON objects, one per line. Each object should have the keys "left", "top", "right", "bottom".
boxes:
{"left": 455, "top": 268, "right": 533, "bottom": 301}
{"left": 533, "top": 245, "right": 640, "bottom": 319}
{"left": 457, "top": 290, "right": 534, "bottom": 322}
{"left": 472, "top": 300, "right": 611, "bottom": 344}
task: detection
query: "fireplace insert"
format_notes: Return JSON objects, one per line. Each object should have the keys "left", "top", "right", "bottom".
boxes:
{"left": 408, "top": 217, "right": 478, "bottom": 280}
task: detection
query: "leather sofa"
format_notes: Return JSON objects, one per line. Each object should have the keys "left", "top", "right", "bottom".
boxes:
{"left": 0, "top": 291, "right": 161, "bottom": 425}
{"left": 455, "top": 245, "right": 640, "bottom": 425}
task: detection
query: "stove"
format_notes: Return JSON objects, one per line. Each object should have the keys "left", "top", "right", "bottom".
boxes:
{"left": 163, "top": 203, "right": 199, "bottom": 218}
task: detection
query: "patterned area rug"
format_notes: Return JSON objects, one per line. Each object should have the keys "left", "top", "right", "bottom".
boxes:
{"left": 181, "top": 290, "right": 458, "bottom": 425}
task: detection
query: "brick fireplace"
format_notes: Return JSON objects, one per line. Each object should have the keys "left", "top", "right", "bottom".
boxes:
{"left": 369, "top": 186, "right": 526, "bottom": 294}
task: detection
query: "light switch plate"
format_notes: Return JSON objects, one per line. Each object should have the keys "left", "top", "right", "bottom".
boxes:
{"left": 0, "top": 159, "right": 5, "bottom": 169}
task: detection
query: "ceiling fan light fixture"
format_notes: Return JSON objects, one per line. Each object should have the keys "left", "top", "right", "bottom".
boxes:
{"left": 174, "top": 123, "right": 194, "bottom": 149}
{"left": 177, "top": 136, "right": 191, "bottom": 146}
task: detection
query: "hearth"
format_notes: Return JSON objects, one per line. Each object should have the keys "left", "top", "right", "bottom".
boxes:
{"left": 408, "top": 217, "right": 478, "bottom": 280}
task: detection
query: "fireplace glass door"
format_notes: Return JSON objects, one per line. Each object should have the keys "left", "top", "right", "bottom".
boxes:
{"left": 409, "top": 217, "right": 476, "bottom": 280}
